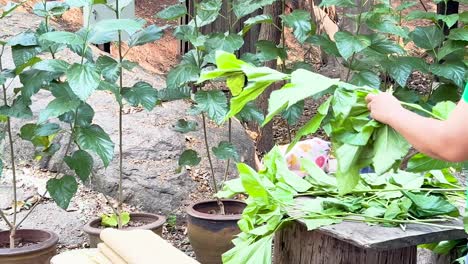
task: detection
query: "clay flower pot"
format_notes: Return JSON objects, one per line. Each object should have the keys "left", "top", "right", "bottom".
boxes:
{"left": 187, "top": 199, "right": 245, "bottom": 264}
{"left": 0, "top": 229, "right": 59, "bottom": 264}
{"left": 83, "top": 213, "right": 166, "bottom": 248}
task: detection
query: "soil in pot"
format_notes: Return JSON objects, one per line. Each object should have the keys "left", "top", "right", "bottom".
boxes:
{"left": 83, "top": 213, "right": 166, "bottom": 248}
{"left": 0, "top": 229, "right": 59, "bottom": 264}
{"left": 187, "top": 199, "right": 246, "bottom": 264}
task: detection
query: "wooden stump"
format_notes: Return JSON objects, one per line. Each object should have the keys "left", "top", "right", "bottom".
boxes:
{"left": 274, "top": 221, "right": 417, "bottom": 264}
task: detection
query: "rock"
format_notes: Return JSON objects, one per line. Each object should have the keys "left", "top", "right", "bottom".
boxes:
{"left": 1, "top": 12, "right": 256, "bottom": 216}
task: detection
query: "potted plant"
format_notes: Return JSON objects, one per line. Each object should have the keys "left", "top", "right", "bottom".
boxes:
{"left": 73, "top": 0, "right": 167, "bottom": 247}
{"left": 0, "top": 1, "right": 66, "bottom": 263}
{"left": 155, "top": 0, "right": 273, "bottom": 262}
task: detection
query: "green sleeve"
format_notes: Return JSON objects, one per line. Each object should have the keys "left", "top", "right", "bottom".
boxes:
{"left": 464, "top": 83, "right": 468, "bottom": 103}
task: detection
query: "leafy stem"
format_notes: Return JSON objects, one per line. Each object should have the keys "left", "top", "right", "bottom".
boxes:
{"left": 115, "top": 0, "right": 125, "bottom": 229}
{"left": 1, "top": 45, "right": 18, "bottom": 248}
{"left": 41, "top": 0, "right": 56, "bottom": 59}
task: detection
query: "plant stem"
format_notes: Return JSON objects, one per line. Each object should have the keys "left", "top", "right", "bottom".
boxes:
{"left": 345, "top": 0, "right": 365, "bottom": 82}
{"left": 115, "top": 0, "right": 124, "bottom": 230}
{"left": 42, "top": 0, "right": 56, "bottom": 59}
{"left": 202, "top": 113, "right": 225, "bottom": 214}
{"left": 15, "top": 126, "right": 75, "bottom": 229}
{"left": 1, "top": 44, "right": 18, "bottom": 249}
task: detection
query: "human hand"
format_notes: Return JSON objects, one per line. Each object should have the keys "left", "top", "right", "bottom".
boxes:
{"left": 365, "top": 92, "right": 404, "bottom": 125}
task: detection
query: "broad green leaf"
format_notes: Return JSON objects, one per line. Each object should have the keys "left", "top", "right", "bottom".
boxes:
{"left": 156, "top": 4, "right": 187, "bottom": 20}
{"left": 437, "top": 40, "right": 466, "bottom": 62}
{"left": 334, "top": 31, "right": 371, "bottom": 60}
{"left": 94, "top": 18, "right": 145, "bottom": 35}
{"left": 129, "top": 25, "right": 165, "bottom": 47}
{"left": 409, "top": 26, "right": 444, "bottom": 50}
{"left": 264, "top": 69, "right": 338, "bottom": 125}
{"left": 403, "top": 191, "right": 459, "bottom": 218}
{"left": 390, "top": 171, "right": 424, "bottom": 189}
{"left": 366, "top": 14, "right": 408, "bottom": 38}
{"left": 39, "top": 83, "right": 81, "bottom": 123}
{"left": 237, "top": 163, "right": 268, "bottom": 200}
{"left": 75, "top": 125, "right": 114, "bottom": 167}
{"left": 282, "top": 100, "right": 304, "bottom": 125}
{"left": 32, "top": 59, "right": 69, "bottom": 73}
{"left": 96, "top": 55, "right": 120, "bottom": 83}
{"left": 235, "top": 102, "right": 264, "bottom": 124}
{"left": 19, "top": 69, "right": 61, "bottom": 99}
{"left": 242, "top": 15, "right": 272, "bottom": 35}
{"left": 192, "top": 0, "right": 222, "bottom": 27}
{"left": 47, "top": 175, "right": 78, "bottom": 209}
{"left": 256, "top": 40, "right": 287, "bottom": 62}
{"left": 0, "top": 96, "right": 32, "bottom": 119}
{"left": 173, "top": 119, "right": 198, "bottom": 133}
{"left": 40, "top": 31, "right": 84, "bottom": 45}
{"left": 205, "top": 33, "right": 244, "bottom": 53}
{"left": 11, "top": 45, "right": 41, "bottom": 69}
{"left": 7, "top": 32, "right": 38, "bottom": 46}
{"left": 194, "top": 90, "right": 228, "bottom": 125}
{"left": 222, "top": 234, "right": 273, "bottom": 264}
{"left": 336, "top": 144, "right": 362, "bottom": 194}
{"left": 35, "top": 123, "right": 61, "bottom": 136}
{"left": 350, "top": 70, "right": 381, "bottom": 89}
{"left": 101, "top": 211, "right": 131, "bottom": 227}
{"left": 61, "top": 103, "right": 95, "bottom": 127}
{"left": 448, "top": 27, "right": 468, "bottom": 41}
{"left": 158, "top": 87, "right": 191, "bottom": 101}
{"left": 178, "top": 149, "right": 201, "bottom": 166}
{"left": 430, "top": 62, "right": 466, "bottom": 88}
{"left": 216, "top": 178, "right": 245, "bottom": 198}
{"left": 429, "top": 84, "right": 460, "bottom": 103}
{"left": 372, "top": 126, "right": 410, "bottom": 175}
{"left": 367, "top": 34, "right": 405, "bottom": 55}
{"left": 228, "top": 81, "right": 272, "bottom": 120}
{"left": 33, "top": 1, "right": 69, "bottom": 17}
{"left": 275, "top": 157, "right": 312, "bottom": 192}
{"left": 407, "top": 153, "right": 462, "bottom": 172}
{"left": 232, "top": 0, "right": 275, "bottom": 18}
{"left": 166, "top": 63, "right": 200, "bottom": 89}
{"left": 289, "top": 97, "right": 332, "bottom": 150}
{"left": 281, "top": 10, "right": 314, "bottom": 43}
{"left": 432, "top": 101, "right": 456, "bottom": 120}
{"left": 319, "top": 0, "right": 355, "bottom": 7}
{"left": 212, "top": 141, "right": 239, "bottom": 161}
{"left": 66, "top": 63, "right": 100, "bottom": 101}
{"left": 121, "top": 82, "right": 158, "bottom": 111}
{"left": 226, "top": 73, "right": 245, "bottom": 96}
{"left": 307, "top": 34, "right": 341, "bottom": 57}
{"left": 64, "top": 150, "right": 93, "bottom": 182}
{"left": 301, "top": 158, "right": 337, "bottom": 188}
{"left": 385, "top": 56, "right": 428, "bottom": 87}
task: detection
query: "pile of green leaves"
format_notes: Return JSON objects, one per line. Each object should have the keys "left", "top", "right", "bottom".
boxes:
{"left": 201, "top": 51, "right": 465, "bottom": 194}
{"left": 217, "top": 147, "right": 464, "bottom": 264}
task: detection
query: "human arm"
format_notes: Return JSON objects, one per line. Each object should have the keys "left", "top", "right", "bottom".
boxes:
{"left": 366, "top": 92, "right": 468, "bottom": 162}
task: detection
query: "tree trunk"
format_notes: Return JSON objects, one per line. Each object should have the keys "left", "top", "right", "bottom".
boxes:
{"left": 274, "top": 221, "right": 417, "bottom": 264}
{"left": 252, "top": 1, "right": 282, "bottom": 155}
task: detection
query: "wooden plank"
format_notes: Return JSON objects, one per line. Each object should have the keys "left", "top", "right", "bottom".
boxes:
{"left": 274, "top": 221, "right": 417, "bottom": 264}
{"left": 289, "top": 197, "right": 467, "bottom": 250}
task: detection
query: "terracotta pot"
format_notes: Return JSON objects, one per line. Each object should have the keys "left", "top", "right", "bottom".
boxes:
{"left": 83, "top": 212, "right": 166, "bottom": 248}
{"left": 0, "top": 229, "right": 59, "bottom": 264}
{"left": 187, "top": 199, "right": 245, "bottom": 264}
